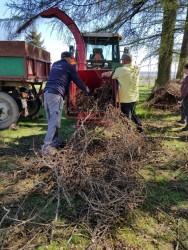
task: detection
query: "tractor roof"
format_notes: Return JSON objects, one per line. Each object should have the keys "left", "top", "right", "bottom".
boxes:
{"left": 82, "top": 33, "right": 122, "bottom": 45}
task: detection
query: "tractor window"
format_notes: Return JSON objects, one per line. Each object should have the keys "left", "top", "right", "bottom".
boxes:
{"left": 83, "top": 33, "right": 120, "bottom": 68}
{"left": 86, "top": 44, "right": 112, "bottom": 61}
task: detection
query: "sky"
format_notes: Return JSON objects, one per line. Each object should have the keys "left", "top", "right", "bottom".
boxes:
{"left": 0, "top": 0, "right": 160, "bottom": 73}
{"left": 35, "top": 20, "right": 70, "bottom": 63}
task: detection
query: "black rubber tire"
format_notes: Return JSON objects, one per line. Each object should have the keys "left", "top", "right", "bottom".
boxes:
{"left": 27, "top": 97, "right": 41, "bottom": 117}
{"left": 0, "top": 92, "right": 20, "bottom": 129}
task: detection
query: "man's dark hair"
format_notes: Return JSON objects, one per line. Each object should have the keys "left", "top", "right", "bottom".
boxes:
{"left": 61, "top": 51, "right": 72, "bottom": 59}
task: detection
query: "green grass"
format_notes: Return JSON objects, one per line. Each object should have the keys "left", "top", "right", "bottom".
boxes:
{"left": 0, "top": 108, "right": 76, "bottom": 155}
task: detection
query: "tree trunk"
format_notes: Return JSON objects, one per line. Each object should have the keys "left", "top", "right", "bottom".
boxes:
{"left": 176, "top": 7, "right": 188, "bottom": 79}
{"left": 156, "top": 0, "right": 177, "bottom": 86}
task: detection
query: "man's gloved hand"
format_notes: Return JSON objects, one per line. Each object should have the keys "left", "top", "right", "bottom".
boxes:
{"left": 101, "top": 71, "right": 112, "bottom": 78}
{"left": 85, "top": 86, "right": 91, "bottom": 96}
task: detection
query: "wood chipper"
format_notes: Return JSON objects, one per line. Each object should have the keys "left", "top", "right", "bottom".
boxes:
{"left": 0, "top": 41, "right": 51, "bottom": 129}
{"left": 67, "top": 32, "right": 123, "bottom": 126}
{"left": 16, "top": 7, "right": 124, "bottom": 126}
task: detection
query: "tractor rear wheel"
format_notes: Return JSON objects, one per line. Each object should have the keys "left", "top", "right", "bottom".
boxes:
{"left": 0, "top": 92, "right": 20, "bottom": 129}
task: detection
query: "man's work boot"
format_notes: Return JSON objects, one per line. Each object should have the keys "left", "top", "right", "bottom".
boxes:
{"left": 180, "top": 125, "right": 188, "bottom": 131}
{"left": 137, "top": 126, "right": 144, "bottom": 133}
{"left": 41, "top": 144, "right": 58, "bottom": 156}
{"left": 176, "top": 119, "right": 185, "bottom": 124}
{"left": 55, "top": 141, "right": 66, "bottom": 149}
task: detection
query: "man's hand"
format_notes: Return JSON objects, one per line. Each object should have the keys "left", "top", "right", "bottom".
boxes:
{"left": 85, "top": 86, "right": 91, "bottom": 96}
{"left": 101, "top": 71, "right": 112, "bottom": 78}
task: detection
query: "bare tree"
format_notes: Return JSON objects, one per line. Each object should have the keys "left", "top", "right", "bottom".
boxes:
{"left": 156, "top": 0, "right": 177, "bottom": 86}
{"left": 176, "top": 6, "right": 188, "bottom": 79}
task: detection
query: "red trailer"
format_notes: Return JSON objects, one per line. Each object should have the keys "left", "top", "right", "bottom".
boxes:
{"left": 0, "top": 41, "right": 51, "bottom": 129}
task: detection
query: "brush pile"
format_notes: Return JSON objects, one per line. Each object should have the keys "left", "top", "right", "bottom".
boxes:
{"left": 35, "top": 106, "right": 149, "bottom": 242}
{"left": 0, "top": 105, "right": 155, "bottom": 248}
{"left": 68, "top": 80, "right": 114, "bottom": 114}
{"left": 145, "top": 79, "right": 181, "bottom": 111}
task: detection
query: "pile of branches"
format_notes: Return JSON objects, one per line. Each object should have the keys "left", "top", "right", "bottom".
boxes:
{"left": 0, "top": 106, "right": 154, "bottom": 249}
{"left": 144, "top": 79, "right": 181, "bottom": 111}
{"left": 68, "top": 80, "right": 113, "bottom": 114}
{"left": 58, "top": 107, "right": 146, "bottom": 226}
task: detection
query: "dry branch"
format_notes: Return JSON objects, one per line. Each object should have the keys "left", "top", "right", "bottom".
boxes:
{"left": 68, "top": 80, "right": 113, "bottom": 114}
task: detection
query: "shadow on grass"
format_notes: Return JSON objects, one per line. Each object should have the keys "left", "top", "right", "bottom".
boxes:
{"left": 0, "top": 115, "right": 76, "bottom": 157}
{"left": 138, "top": 106, "right": 179, "bottom": 120}
{"left": 142, "top": 178, "right": 188, "bottom": 219}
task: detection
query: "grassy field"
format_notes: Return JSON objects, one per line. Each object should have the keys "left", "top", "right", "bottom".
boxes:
{"left": 0, "top": 84, "right": 188, "bottom": 250}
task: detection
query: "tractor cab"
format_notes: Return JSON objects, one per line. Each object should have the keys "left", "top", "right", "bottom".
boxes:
{"left": 82, "top": 33, "right": 122, "bottom": 70}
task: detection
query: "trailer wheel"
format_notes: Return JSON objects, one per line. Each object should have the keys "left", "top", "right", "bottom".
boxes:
{"left": 27, "top": 97, "right": 41, "bottom": 117}
{"left": 0, "top": 92, "right": 20, "bottom": 129}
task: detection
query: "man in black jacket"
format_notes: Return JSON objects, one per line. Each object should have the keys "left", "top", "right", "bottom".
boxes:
{"left": 41, "top": 51, "right": 90, "bottom": 155}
